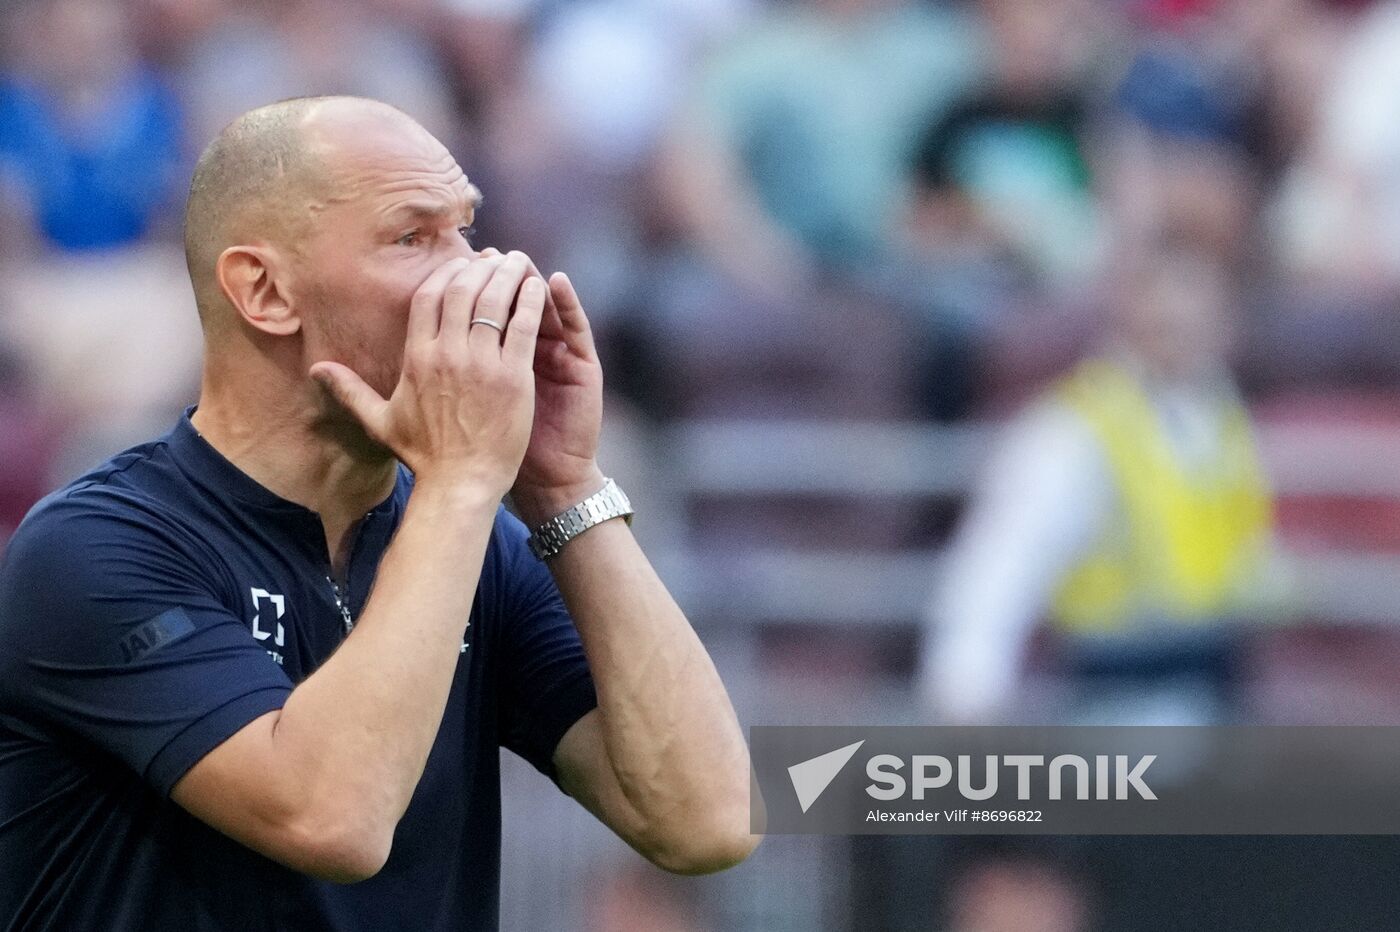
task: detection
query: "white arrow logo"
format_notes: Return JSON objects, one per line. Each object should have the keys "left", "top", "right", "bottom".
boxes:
{"left": 788, "top": 740, "right": 865, "bottom": 813}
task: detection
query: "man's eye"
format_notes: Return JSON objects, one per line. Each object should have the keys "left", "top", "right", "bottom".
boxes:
{"left": 397, "top": 231, "right": 420, "bottom": 247}
{"left": 459, "top": 225, "right": 476, "bottom": 241}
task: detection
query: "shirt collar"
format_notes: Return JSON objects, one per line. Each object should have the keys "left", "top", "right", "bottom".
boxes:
{"left": 166, "top": 406, "right": 402, "bottom": 521}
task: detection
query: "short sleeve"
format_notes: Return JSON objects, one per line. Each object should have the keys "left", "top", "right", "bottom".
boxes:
{"left": 491, "top": 512, "right": 598, "bottom": 783}
{"left": 0, "top": 497, "right": 293, "bottom": 796}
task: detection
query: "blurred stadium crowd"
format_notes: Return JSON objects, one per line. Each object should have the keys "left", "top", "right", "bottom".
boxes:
{"left": 5, "top": 0, "right": 1400, "bottom": 929}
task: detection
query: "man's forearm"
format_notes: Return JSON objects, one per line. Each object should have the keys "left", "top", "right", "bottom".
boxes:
{"left": 270, "top": 480, "right": 498, "bottom": 840}
{"left": 544, "top": 518, "right": 754, "bottom": 867}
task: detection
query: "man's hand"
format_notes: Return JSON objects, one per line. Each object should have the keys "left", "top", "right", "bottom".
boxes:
{"left": 516, "top": 270, "right": 607, "bottom": 525}
{"left": 443, "top": 253, "right": 757, "bottom": 875}
{"left": 309, "top": 253, "right": 545, "bottom": 497}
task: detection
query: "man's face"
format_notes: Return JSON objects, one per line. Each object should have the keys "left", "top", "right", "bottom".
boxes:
{"left": 289, "top": 114, "right": 481, "bottom": 400}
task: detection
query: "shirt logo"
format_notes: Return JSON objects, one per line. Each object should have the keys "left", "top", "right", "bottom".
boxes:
{"left": 250, "top": 587, "right": 287, "bottom": 665}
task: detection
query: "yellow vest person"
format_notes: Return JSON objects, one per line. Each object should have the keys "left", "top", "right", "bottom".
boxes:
{"left": 1051, "top": 359, "right": 1274, "bottom": 633}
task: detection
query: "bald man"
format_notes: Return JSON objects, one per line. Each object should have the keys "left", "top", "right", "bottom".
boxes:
{"left": 0, "top": 97, "right": 756, "bottom": 931}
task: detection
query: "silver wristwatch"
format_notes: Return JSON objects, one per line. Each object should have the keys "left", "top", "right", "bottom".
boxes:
{"left": 526, "top": 478, "right": 634, "bottom": 560}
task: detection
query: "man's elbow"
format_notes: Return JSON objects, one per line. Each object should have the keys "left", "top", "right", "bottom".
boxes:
{"left": 646, "top": 823, "right": 762, "bottom": 876}
{"left": 309, "top": 834, "right": 393, "bottom": 885}
{"left": 280, "top": 812, "right": 395, "bottom": 884}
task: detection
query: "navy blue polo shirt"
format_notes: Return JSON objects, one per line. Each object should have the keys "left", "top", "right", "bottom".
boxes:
{"left": 0, "top": 411, "right": 598, "bottom": 931}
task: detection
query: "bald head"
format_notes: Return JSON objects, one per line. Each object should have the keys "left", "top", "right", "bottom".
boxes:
{"left": 184, "top": 96, "right": 482, "bottom": 405}
{"left": 183, "top": 96, "right": 423, "bottom": 331}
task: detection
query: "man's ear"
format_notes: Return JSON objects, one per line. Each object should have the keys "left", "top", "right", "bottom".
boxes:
{"left": 215, "top": 245, "right": 302, "bottom": 336}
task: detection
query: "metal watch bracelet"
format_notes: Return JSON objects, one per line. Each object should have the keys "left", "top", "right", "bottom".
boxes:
{"left": 526, "top": 478, "right": 634, "bottom": 560}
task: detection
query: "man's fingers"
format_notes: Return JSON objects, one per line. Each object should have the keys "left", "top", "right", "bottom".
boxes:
{"left": 481, "top": 249, "right": 559, "bottom": 325}
{"left": 438, "top": 256, "right": 505, "bottom": 344}
{"left": 504, "top": 277, "right": 546, "bottom": 366}
{"left": 310, "top": 361, "right": 390, "bottom": 440}
{"left": 407, "top": 257, "right": 471, "bottom": 346}
{"left": 466, "top": 251, "right": 530, "bottom": 353}
{"left": 548, "top": 272, "right": 597, "bottom": 356}
{"left": 515, "top": 252, "right": 562, "bottom": 322}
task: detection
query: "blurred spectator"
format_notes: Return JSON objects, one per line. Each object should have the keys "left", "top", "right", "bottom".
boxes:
{"left": 434, "top": 0, "right": 587, "bottom": 297}
{"left": 1268, "top": 0, "right": 1400, "bottom": 290}
{"left": 1251, "top": 0, "right": 1400, "bottom": 391}
{"left": 0, "top": 244, "right": 202, "bottom": 480}
{"left": 486, "top": 0, "right": 749, "bottom": 331}
{"left": 918, "top": 248, "right": 1283, "bottom": 725}
{"left": 1101, "top": 0, "right": 1272, "bottom": 270}
{"left": 127, "top": 0, "right": 231, "bottom": 70}
{"left": 174, "top": 0, "right": 454, "bottom": 152}
{"left": 0, "top": 0, "right": 184, "bottom": 253}
{"left": 0, "top": 0, "right": 198, "bottom": 482}
{"left": 660, "top": 0, "right": 984, "bottom": 298}
{"left": 881, "top": 0, "right": 1109, "bottom": 418}
{"left": 529, "top": 0, "right": 746, "bottom": 175}
{"left": 905, "top": 0, "right": 1107, "bottom": 292}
